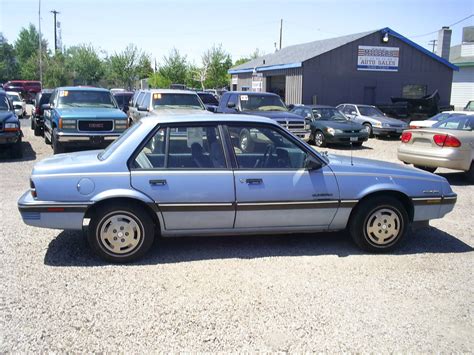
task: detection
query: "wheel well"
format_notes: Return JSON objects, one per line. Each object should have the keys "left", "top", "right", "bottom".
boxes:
{"left": 84, "top": 197, "right": 161, "bottom": 230}
{"left": 363, "top": 122, "right": 372, "bottom": 126}
{"left": 350, "top": 190, "right": 414, "bottom": 222}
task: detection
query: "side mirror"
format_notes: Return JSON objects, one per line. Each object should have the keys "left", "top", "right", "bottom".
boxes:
{"left": 305, "top": 156, "right": 323, "bottom": 171}
{"left": 350, "top": 111, "right": 357, "bottom": 116}
{"left": 206, "top": 106, "right": 216, "bottom": 113}
{"left": 41, "top": 103, "right": 51, "bottom": 111}
{"left": 138, "top": 105, "right": 148, "bottom": 112}
{"left": 227, "top": 101, "right": 236, "bottom": 109}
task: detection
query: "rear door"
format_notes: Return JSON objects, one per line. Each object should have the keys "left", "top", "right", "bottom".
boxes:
{"left": 226, "top": 123, "right": 339, "bottom": 229}
{"left": 130, "top": 123, "right": 235, "bottom": 231}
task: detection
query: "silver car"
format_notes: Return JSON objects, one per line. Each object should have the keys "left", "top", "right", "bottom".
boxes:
{"left": 338, "top": 103, "right": 408, "bottom": 137}
{"left": 18, "top": 114, "right": 457, "bottom": 263}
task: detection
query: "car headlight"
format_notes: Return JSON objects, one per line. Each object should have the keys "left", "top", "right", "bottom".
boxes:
{"left": 327, "top": 127, "right": 335, "bottom": 135}
{"left": 115, "top": 120, "right": 128, "bottom": 130}
{"left": 382, "top": 123, "right": 391, "bottom": 127}
{"left": 374, "top": 122, "right": 382, "bottom": 128}
{"left": 60, "top": 119, "right": 76, "bottom": 129}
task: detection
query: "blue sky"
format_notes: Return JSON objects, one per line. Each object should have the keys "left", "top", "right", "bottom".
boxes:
{"left": 1, "top": 0, "right": 473, "bottom": 66}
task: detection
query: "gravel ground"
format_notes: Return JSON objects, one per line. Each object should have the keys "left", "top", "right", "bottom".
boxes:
{"left": 1, "top": 116, "right": 473, "bottom": 352}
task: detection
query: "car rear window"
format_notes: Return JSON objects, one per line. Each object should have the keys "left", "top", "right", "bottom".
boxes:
{"left": 152, "top": 93, "right": 204, "bottom": 110}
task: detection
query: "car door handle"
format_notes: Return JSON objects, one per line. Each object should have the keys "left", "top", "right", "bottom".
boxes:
{"left": 149, "top": 179, "right": 167, "bottom": 186}
{"left": 245, "top": 178, "right": 263, "bottom": 185}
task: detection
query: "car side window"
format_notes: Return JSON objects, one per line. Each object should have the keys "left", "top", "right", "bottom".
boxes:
{"left": 135, "top": 92, "right": 145, "bottom": 107}
{"left": 133, "top": 125, "right": 226, "bottom": 169}
{"left": 227, "top": 125, "right": 308, "bottom": 169}
{"left": 138, "top": 93, "right": 150, "bottom": 108}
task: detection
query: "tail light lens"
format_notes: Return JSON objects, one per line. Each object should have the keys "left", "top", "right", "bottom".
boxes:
{"left": 30, "top": 179, "right": 37, "bottom": 198}
{"left": 433, "top": 134, "right": 461, "bottom": 148}
{"left": 409, "top": 125, "right": 420, "bottom": 129}
{"left": 401, "top": 132, "right": 412, "bottom": 143}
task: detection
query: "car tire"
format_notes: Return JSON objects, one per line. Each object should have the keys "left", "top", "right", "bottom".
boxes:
{"left": 414, "top": 165, "right": 437, "bottom": 173}
{"left": 314, "top": 131, "right": 326, "bottom": 147}
{"left": 87, "top": 203, "right": 155, "bottom": 263}
{"left": 349, "top": 196, "right": 408, "bottom": 253}
{"left": 466, "top": 161, "right": 474, "bottom": 183}
{"left": 52, "top": 129, "right": 64, "bottom": 154}
{"left": 363, "top": 123, "right": 373, "bottom": 138}
{"left": 44, "top": 129, "right": 51, "bottom": 144}
{"left": 239, "top": 129, "right": 254, "bottom": 152}
{"left": 34, "top": 124, "right": 42, "bottom": 137}
{"left": 30, "top": 118, "right": 35, "bottom": 130}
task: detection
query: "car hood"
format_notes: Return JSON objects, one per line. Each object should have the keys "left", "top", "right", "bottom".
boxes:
{"left": 243, "top": 110, "right": 304, "bottom": 122}
{"left": 55, "top": 107, "right": 127, "bottom": 119}
{"left": 360, "top": 115, "right": 407, "bottom": 126}
{"left": 0, "top": 111, "right": 18, "bottom": 123}
{"left": 32, "top": 149, "right": 107, "bottom": 175}
{"left": 327, "top": 154, "right": 444, "bottom": 182}
{"left": 314, "top": 120, "right": 364, "bottom": 130}
{"left": 150, "top": 108, "right": 211, "bottom": 115}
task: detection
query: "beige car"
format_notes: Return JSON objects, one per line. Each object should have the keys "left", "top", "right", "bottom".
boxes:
{"left": 398, "top": 115, "right": 474, "bottom": 181}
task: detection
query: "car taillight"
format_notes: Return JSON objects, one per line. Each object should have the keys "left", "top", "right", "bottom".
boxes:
{"left": 433, "top": 134, "right": 461, "bottom": 148}
{"left": 401, "top": 132, "right": 412, "bottom": 143}
{"left": 409, "top": 125, "right": 420, "bottom": 129}
{"left": 30, "top": 179, "right": 37, "bottom": 198}
{"left": 35, "top": 107, "right": 40, "bottom": 114}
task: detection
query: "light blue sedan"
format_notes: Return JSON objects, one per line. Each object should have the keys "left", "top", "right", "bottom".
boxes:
{"left": 18, "top": 114, "right": 457, "bottom": 262}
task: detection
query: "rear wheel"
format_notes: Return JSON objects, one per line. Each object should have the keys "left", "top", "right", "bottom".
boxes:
{"left": 87, "top": 203, "right": 155, "bottom": 263}
{"left": 34, "top": 123, "right": 42, "bottom": 136}
{"left": 239, "top": 129, "right": 254, "bottom": 152}
{"left": 414, "top": 165, "right": 437, "bottom": 173}
{"left": 349, "top": 196, "right": 408, "bottom": 252}
{"left": 314, "top": 131, "right": 326, "bottom": 147}
{"left": 30, "top": 118, "right": 35, "bottom": 129}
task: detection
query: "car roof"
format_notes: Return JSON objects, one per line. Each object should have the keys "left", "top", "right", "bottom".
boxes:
{"left": 5, "top": 91, "right": 20, "bottom": 95}
{"left": 296, "top": 104, "right": 336, "bottom": 109}
{"left": 225, "top": 91, "right": 279, "bottom": 96}
{"left": 56, "top": 86, "right": 110, "bottom": 92}
{"left": 113, "top": 91, "right": 133, "bottom": 95}
{"left": 140, "top": 113, "right": 277, "bottom": 126}
{"left": 140, "top": 89, "right": 198, "bottom": 95}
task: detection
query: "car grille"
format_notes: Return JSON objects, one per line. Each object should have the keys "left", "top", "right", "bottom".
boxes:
{"left": 389, "top": 124, "right": 404, "bottom": 128}
{"left": 78, "top": 120, "right": 113, "bottom": 132}
{"left": 277, "top": 120, "right": 305, "bottom": 131}
{"left": 343, "top": 129, "right": 361, "bottom": 133}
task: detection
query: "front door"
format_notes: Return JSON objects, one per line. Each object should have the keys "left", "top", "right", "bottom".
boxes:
{"left": 130, "top": 124, "right": 235, "bottom": 230}
{"left": 226, "top": 124, "right": 339, "bottom": 229}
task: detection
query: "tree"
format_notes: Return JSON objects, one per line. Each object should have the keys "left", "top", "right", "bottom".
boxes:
{"left": 148, "top": 72, "right": 171, "bottom": 88}
{"left": 66, "top": 44, "right": 104, "bottom": 85}
{"left": 14, "top": 24, "right": 48, "bottom": 79}
{"left": 43, "top": 53, "right": 70, "bottom": 87}
{"left": 0, "top": 35, "right": 19, "bottom": 82}
{"left": 135, "top": 54, "right": 153, "bottom": 80}
{"left": 108, "top": 44, "right": 139, "bottom": 89}
{"left": 158, "top": 48, "right": 188, "bottom": 84}
{"left": 233, "top": 48, "right": 262, "bottom": 66}
{"left": 202, "top": 44, "right": 232, "bottom": 89}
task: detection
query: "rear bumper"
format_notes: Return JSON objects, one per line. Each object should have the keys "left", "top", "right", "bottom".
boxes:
{"left": 398, "top": 147, "right": 471, "bottom": 171}
{"left": 0, "top": 131, "right": 21, "bottom": 144}
{"left": 17, "top": 190, "right": 91, "bottom": 230}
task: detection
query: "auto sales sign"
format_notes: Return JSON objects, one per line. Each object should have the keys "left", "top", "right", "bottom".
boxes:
{"left": 357, "top": 46, "right": 399, "bottom": 72}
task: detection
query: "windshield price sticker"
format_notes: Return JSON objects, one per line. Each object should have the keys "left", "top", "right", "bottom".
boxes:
{"left": 153, "top": 93, "right": 162, "bottom": 100}
{"left": 59, "top": 90, "right": 69, "bottom": 97}
{"left": 240, "top": 95, "right": 248, "bottom": 101}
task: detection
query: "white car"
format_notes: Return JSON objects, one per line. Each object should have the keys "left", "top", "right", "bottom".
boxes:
{"left": 409, "top": 111, "right": 474, "bottom": 129}
{"left": 6, "top": 91, "right": 26, "bottom": 117}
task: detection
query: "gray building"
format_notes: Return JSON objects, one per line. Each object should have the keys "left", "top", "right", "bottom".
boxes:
{"left": 229, "top": 27, "right": 458, "bottom": 106}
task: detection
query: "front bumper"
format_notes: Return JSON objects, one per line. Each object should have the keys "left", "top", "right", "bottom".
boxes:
{"left": 326, "top": 132, "right": 369, "bottom": 144}
{"left": 411, "top": 194, "right": 457, "bottom": 222}
{"left": 398, "top": 146, "right": 471, "bottom": 171}
{"left": 291, "top": 130, "right": 311, "bottom": 141}
{"left": 373, "top": 127, "right": 405, "bottom": 136}
{"left": 56, "top": 131, "right": 122, "bottom": 145}
{"left": 0, "top": 131, "right": 21, "bottom": 144}
{"left": 18, "top": 190, "right": 91, "bottom": 230}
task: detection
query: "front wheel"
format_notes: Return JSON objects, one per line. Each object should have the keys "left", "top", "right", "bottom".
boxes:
{"left": 349, "top": 196, "right": 408, "bottom": 252}
{"left": 239, "top": 129, "right": 254, "bottom": 152}
{"left": 87, "top": 204, "right": 155, "bottom": 263}
{"left": 314, "top": 131, "right": 326, "bottom": 147}
{"left": 52, "top": 129, "right": 65, "bottom": 154}
{"left": 363, "top": 123, "right": 373, "bottom": 138}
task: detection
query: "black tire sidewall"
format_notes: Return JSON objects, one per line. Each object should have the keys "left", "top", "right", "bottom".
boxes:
{"left": 350, "top": 196, "right": 408, "bottom": 252}
{"left": 314, "top": 131, "right": 325, "bottom": 147}
{"left": 87, "top": 204, "right": 155, "bottom": 263}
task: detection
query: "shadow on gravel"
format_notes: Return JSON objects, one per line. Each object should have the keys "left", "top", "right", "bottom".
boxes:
{"left": 437, "top": 172, "right": 471, "bottom": 186}
{"left": 44, "top": 226, "right": 473, "bottom": 267}
{"left": 0, "top": 141, "right": 36, "bottom": 162}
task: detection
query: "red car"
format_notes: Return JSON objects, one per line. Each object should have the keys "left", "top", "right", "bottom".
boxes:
{"left": 3, "top": 80, "right": 42, "bottom": 103}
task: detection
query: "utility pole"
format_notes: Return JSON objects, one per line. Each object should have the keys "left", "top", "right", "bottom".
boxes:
{"left": 428, "top": 39, "right": 437, "bottom": 53}
{"left": 51, "top": 10, "right": 60, "bottom": 52}
{"left": 279, "top": 19, "right": 283, "bottom": 50}
{"left": 38, "top": 0, "right": 42, "bottom": 82}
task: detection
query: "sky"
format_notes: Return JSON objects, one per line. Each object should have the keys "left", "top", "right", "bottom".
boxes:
{"left": 1, "top": 0, "right": 473, "bottom": 66}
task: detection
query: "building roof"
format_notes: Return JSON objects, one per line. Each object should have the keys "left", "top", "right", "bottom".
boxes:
{"left": 229, "top": 27, "right": 458, "bottom": 74}
{"left": 449, "top": 44, "right": 474, "bottom": 67}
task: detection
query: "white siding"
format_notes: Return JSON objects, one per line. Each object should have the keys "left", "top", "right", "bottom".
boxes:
{"left": 451, "top": 66, "right": 474, "bottom": 110}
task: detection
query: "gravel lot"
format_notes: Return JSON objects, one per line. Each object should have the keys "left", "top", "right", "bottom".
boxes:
{"left": 1, "top": 116, "right": 473, "bottom": 352}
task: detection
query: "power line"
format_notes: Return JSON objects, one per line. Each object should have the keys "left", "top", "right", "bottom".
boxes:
{"left": 411, "top": 14, "right": 473, "bottom": 38}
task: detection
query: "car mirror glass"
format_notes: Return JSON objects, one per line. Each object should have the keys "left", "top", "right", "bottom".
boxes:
{"left": 305, "top": 156, "right": 322, "bottom": 171}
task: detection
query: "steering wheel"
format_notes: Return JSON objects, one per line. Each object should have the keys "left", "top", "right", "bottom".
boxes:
{"left": 261, "top": 144, "right": 275, "bottom": 168}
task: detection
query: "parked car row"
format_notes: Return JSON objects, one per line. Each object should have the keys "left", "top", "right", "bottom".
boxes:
{"left": 0, "top": 89, "right": 23, "bottom": 158}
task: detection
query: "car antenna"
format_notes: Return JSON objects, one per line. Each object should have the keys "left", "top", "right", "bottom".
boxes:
{"left": 350, "top": 141, "right": 354, "bottom": 166}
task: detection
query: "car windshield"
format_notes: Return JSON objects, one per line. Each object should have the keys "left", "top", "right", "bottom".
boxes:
{"left": 57, "top": 90, "right": 117, "bottom": 108}
{"left": 0, "top": 96, "right": 10, "bottom": 110}
{"left": 152, "top": 93, "right": 204, "bottom": 110}
{"left": 465, "top": 101, "right": 474, "bottom": 111}
{"left": 98, "top": 121, "right": 142, "bottom": 160}
{"left": 312, "top": 108, "right": 347, "bottom": 121}
{"left": 240, "top": 94, "right": 288, "bottom": 112}
{"left": 358, "top": 106, "right": 384, "bottom": 117}
{"left": 432, "top": 115, "right": 473, "bottom": 130}
{"left": 198, "top": 93, "right": 219, "bottom": 105}
{"left": 7, "top": 93, "right": 21, "bottom": 102}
